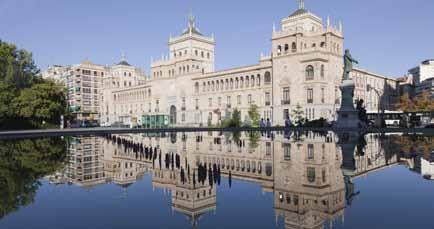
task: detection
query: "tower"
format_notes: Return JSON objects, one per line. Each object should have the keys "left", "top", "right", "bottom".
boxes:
{"left": 271, "top": 0, "right": 344, "bottom": 125}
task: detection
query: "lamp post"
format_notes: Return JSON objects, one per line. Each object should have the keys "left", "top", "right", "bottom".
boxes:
{"left": 367, "top": 84, "right": 382, "bottom": 127}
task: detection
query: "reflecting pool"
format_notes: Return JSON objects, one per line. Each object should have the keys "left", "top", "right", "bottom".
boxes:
{"left": 0, "top": 131, "right": 433, "bottom": 229}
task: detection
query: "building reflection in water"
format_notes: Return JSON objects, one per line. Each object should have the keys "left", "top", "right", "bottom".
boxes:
{"left": 59, "top": 131, "right": 430, "bottom": 228}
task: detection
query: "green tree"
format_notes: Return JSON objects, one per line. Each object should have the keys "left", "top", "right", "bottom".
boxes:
{"left": 248, "top": 104, "right": 261, "bottom": 127}
{"left": 0, "top": 40, "right": 39, "bottom": 89}
{"left": 13, "top": 81, "right": 67, "bottom": 128}
{"left": 291, "top": 104, "right": 305, "bottom": 126}
{"left": 0, "top": 40, "right": 67, "bottom": 130}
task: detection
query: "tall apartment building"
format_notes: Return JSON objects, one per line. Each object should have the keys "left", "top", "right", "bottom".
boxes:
{"left": 66, "top": 60, "right": 108, "bottom": 121}
{"left": 409, "top": 59, "right": 434, "bottom": 98}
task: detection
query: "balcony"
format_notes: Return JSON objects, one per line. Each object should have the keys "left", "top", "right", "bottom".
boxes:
{"left": 281, "top": 100, "right": 291, "bottom": 105}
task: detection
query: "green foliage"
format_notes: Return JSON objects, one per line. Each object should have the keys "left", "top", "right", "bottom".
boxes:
{"left": 13, "top": 81, "right": 67, "bottom": 128}
{"left": 291, "top": 104, "right": 305, "bottom": 126}
{"left": 0, "top": 40, "right": 67, "bottom": 130}
{"left": 221, "top": 109, "right": 242, "bottom": 128}
{"left": 0, "top": 138, "right": 67, "bottom": 219}
{"left": 248, "top": 104, "right": 261, "bottom": 127}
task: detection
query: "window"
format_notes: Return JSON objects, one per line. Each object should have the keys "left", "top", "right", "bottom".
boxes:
{"left": 306, "top": 65, "right": 314, "bottom": 80}
{"left": 227, "top": 96, "right": 231, "bottom": 108}
{"left": 320, "top": 64, "right": 325, "bottom": 79}
{"left": 195, "top": 82, "right": 199, "bottom": 93}
{"left": 307, "top": 167, "right": 316, "bottom": 183}
{"left": 208, "top": 98, "right": 212, "bottom": 107}
{"left": 195, "top": 99, "right": 199, "bottom": 110}
{"left": 237, "top": 95, "right": 241, "bottom": 105}
{"left": 308, "top": 144, "right": 314, "bottom": 159}
{"left": 283, "top": 143, "right": 291, "bottom": 160}
{"left": 321, "top": 88, "right": 325, "bottom": 103}
{"left": 292, "top": 42, "right": 297, "bottom": 52}
{"left": 264, "top": 72, "right": 271, "bottom": 85}
{"left": 307, "top": 89, "right": 314, "bottom": 104}
{"left": 257, "top": 74, "right": 261, "bottom": 86}
{"left": 277, "top": 45, "right": 282, "bottom": 54}
{"left": 282, "top": 87, "right": 290, "bottom": 105}
{"left": 218, "top": 97, "right": 222, "bottom": 106}
{"left": 284, "top": 44, "right": 289, "bottom": 53}
{"left": 248, "top": 94, "right": 252, "bottom": 104}
{"left": 265, "top": 92, "right": 271, "bottom": 106}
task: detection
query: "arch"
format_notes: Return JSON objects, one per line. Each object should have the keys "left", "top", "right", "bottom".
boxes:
{"left": 277, "top": 45, "right": 282, "bottom": 54}
{"left": 246, "top": 76, "right": 250, "bottom": 88}
{"left": 257, "top": 74, "right": 261, "bottom": 86}
{"left": 284, "top": 44, "right": 289, "bottom": 52}
{"left": 305, "top": 65, "right": 314, "bottom": 80}
{"left": 169, "top": 105, "right": 177, "bottom": 125}
{"left": 264, "top": 71, "right": 271, "bottom": 84}
{"left": 251, "top": 75, "right": 255, "bottom": 87}
{"left": 292, "top": 42, "right": 297, "bottom": 52}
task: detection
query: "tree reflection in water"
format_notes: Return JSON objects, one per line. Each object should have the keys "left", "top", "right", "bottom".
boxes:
{"left": 0, "top": 138, "right": 67, "bottom": 219}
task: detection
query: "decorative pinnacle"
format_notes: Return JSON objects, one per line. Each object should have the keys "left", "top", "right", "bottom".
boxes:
{"left": 297, "top": 0, "right": 305, "bottom": 10}
{"left": 188, "top": 9, "right": 195, "bottom": 29}
{"left": 121, "top": 51, "right": 126, "bottom": 62}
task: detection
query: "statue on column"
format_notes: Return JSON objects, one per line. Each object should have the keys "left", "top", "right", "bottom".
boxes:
{"left": 343, "top": 49, "right": 359, "bottom": 80}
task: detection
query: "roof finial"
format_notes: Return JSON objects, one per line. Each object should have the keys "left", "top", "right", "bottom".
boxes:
{"left": 298, "top": 0, "right": 305, "bottom": 10}
{"left": 121, "top": 50, "right": 126, "bottom": 62}
{"left": 188, "top": 9, "right": 195, "bottom": 29}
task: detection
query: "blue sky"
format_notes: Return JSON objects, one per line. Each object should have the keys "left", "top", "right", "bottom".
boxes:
{"left": 1, "top": 0, "right": 433, "bottom": 77}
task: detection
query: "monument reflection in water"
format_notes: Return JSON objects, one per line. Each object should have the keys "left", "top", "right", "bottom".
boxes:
{"left": 39, "top": 131, "right": 433, "bottom": 228}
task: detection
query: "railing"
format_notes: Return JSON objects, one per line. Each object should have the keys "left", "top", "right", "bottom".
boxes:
{"left": 281, "top": 100, "right": 291, "bottom": 105}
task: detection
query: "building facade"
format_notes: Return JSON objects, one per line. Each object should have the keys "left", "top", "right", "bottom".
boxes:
{"left": 98, "top": 3, "right": 399, "bottom": 127}
{"left": 409, "top": 59, "right": 434, "bottom": 98}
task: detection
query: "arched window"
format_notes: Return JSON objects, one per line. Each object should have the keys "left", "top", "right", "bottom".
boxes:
{"left": 240, "top": 77, "right": 244, "bottom": 88}
{"left": 195, "top": 82, "right": 199, "bottom": 93}
{"left": 246, "top": 76, "right": 250, "bottom": 88}
{"left": 320, "top": 42, "right": 325, "bottom": 48}
{"left": 230, "top": 79, "right": 234, "bottom": 89}
{"left": 320, "top": 65, "right": 325, "bottom": 78}
{"left": 251, "top": 75, "right": 255, "bottom": 87}
{"left": 292, "top": 42, "right": 297, "bottom": 52}
{"left": 257, "top": 74, "right": 261, "bottom": 86}
{"left": 277, "top": 45, "right": 282, "bottom": 54}
{"left": 195, "top": 50, "right": 198, "bottom": 56}
{"left": 201, "top": 51, "right": 204, "bottom": 58}
{"left": 202, "top": 82, "right": 206, "bottom": 92}
{"left": 207, "top": 53, "right": 210, "bottom": 59}
{"left": 284, "top": 44, "right": 289, "bottom": 52}
{"left": 235, "top": 78, "right": 239, "bottom": 89}
{"left": 264, "top": 71, "right": 271, "bottom": 85}
{"left": 225, "top": 79, "right": 229, "bottom": 90}
{"left": 305, "top": 65, "right": 314, "bottom": 80}
{"left": 216, "top": 81, "right": 220, "bottom": 90}
{"left": 212, "top": 81, "right": 215, "bottom": 91}
{"left": 312, "top": 43, "right": 316, "bottom": 48}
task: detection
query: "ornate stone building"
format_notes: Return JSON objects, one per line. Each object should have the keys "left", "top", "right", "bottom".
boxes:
{"left": 98, "top": 2, "right": 399, "bottom": 127}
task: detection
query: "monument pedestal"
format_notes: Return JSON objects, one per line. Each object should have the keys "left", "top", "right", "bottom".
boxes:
{"left": 335, "top": 79, "right": 361, "bottom": 128}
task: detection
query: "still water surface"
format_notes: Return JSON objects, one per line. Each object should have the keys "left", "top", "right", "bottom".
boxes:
{"left": 0, "top": 131, "right": 433, "bottom": 229}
